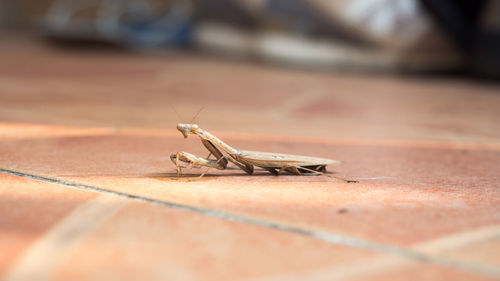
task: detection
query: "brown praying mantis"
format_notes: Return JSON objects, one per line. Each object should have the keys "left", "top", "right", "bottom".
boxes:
{"left": 170, "top": 123, "right": 356, "bottom": 182}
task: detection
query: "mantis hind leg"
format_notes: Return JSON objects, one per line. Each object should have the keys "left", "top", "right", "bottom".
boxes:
{"left": 278, "top": 164, "right": 302, "bottom": 175}
{"left": 276, "top": 164, "right": 357, "bottom": 183}
{"left": 277, "top": 164, "right": 323, "bottom": 175}
{"left": 277, "top": 164, "right": 326, "bottom": 175}
{"left": 316, "top": 165, "right": 327, "bottom": 173}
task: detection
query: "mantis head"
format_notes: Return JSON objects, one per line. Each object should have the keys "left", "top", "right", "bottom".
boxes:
{"left": 176, "top": 123, "right": 199, "bottom": 138}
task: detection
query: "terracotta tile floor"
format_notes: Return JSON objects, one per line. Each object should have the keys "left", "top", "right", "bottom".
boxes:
{"left": 1, "top": 38, "right": 500, "bottom": 280}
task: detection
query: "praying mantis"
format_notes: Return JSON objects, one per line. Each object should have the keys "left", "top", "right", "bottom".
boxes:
{"left": 170, "top": 123, "right": 356, "bottom": 182}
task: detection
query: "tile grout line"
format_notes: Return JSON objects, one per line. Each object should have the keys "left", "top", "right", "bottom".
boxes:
{"left": 1, "top": 167, "right": 499, "bottom": 278}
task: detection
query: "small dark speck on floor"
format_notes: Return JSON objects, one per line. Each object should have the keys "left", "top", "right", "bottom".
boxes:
{"left": 338, "top": 208, "right": 349, "bottom": 214}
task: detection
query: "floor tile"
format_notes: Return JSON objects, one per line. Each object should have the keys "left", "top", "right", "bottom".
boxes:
{"left": 431, "top": 225, "right": 500, "bottom": 269}
{"left": 0, "top": 172, "right": 378, "bottom": 281}
{"left": 0, "top": 173, "right": 373, "bottom": 281}
{"left": 5, "top": 170, "right": 492, "bottom": 280}
{"left": 0, "top": 173, "right": 97, "bottom": 276}
{"left": 0, "top": 123, "right": 111, "bottom": 140}
{"left": 345, "top": 263, "right": 497, "bottom": 281}
{"left": 53, "top": 202, "right": 376, "bottom": 281}
{"left": 250, "top": 255, "right": 498, "bottom": 281}
{"left": 3, "top": 193, "right": 491, "bottom": 281}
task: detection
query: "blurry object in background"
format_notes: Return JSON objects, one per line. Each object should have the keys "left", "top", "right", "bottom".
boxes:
{"left": 474, "top": 1, "right": 500, "bottom": 78}
{"left": 196, "top": 0, "right": 258, "bottom": 30}
{"left": 0, "top": 0, "right": 6, "bottom": 29}
{"left": 44, "top": 0, "right": 194, "bottom": 48}
{"left": 420, "top": 0, "right": 485, "bottom": 52}
{"left": 194, "top": 0, "right": 463, "bottom": 72}
{"left": 307, "top": 0, "right": 446, "bottom": 51}
{"left": 4, "top": 0, "right": 498, "bottom": 76}
{"left": 418, "top": 0, "right": 500, "bottom": 79}
{"left": 0, "top": 0, "right": 53, "bottom": 31}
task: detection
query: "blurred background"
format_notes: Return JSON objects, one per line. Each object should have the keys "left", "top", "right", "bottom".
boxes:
{"left": 1, "top": 0, "right": 499, "bottom": 77}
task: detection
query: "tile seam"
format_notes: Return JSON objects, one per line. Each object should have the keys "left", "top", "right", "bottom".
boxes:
{"left": 1, "top": 167, "right": 498, "bottom": 278}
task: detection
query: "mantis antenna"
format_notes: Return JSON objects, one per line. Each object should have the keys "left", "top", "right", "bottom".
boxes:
{"left": 170, "top": 104, "right": 183, "bottom": 121}
{"left": 191, "top": 107, "right": 204, "bottom": 124}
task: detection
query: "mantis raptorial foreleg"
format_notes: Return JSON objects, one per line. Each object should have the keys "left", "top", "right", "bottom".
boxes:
{"left": 171, "top": 151, "right": 251, "bottom": 179}
{"left": 171, "top": 151, "right": 253, "bottom": 177}
{"left": 198, "top": 156, "right": 231, "bottom": 178}
{"left": 178, "top": 138, "right": 253, "bottom": 175}
{"left": 171, "top": 152, "right": 227, "bottom": 175}
{"left": 170, "top": 138, "right": 230, "bottom": 177}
